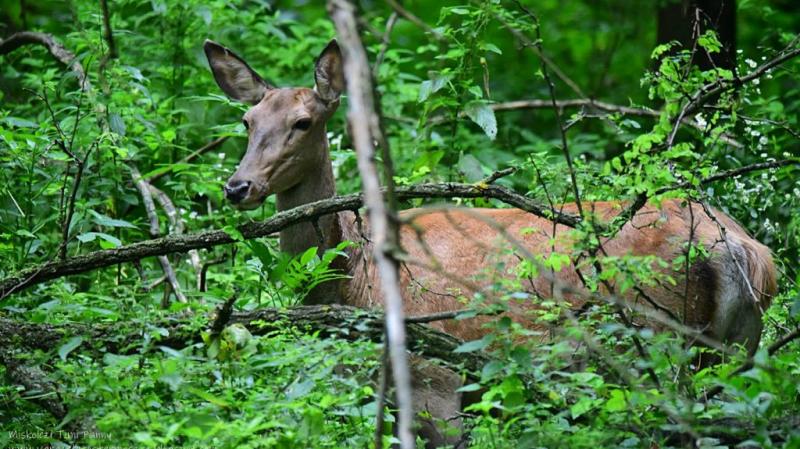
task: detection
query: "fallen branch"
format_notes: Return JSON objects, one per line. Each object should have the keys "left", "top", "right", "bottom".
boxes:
{"left": 0, "top": 349, "right": 96, "bottom": 436}
{"left": 0, "top": 182, "right": 579, "bottom": 299}
{"left": 0, "top": 304, "right": 488, "bottom": 373}
{"left": 3, "top": 155, "right": 795, "bottom": 300}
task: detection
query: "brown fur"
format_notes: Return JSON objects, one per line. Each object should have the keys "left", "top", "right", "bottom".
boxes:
{"left": 343, "top": 202, "right": 776, "bottom": 346}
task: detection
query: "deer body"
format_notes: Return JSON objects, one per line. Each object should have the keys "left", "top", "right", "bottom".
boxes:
{"left": 204, "top": 39, "right": 776, "bottom": 447}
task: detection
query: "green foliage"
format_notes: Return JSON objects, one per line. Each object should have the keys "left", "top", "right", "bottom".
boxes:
{"left": 1, "top": 0, "right": 800, "bottom": 448}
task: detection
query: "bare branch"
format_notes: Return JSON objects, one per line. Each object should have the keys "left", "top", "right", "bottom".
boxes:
{"left": 59, "top": 142, "right": 96, "bottom": 260}
{"left": 0, "top": 31, "right": 91, "bottom": 91}
{"left": 373, "top": 12, "right": 399, "bottom": 77}
{"left": 148, "top": 184, "right": 203, "bottom": 289}
{"left": 328, "top": 1, "right": 414, "bottom": 447}
{"left": 130, "top": 166, "right": 187, "bottom": 304}
{"left": 385, "top": 0, "right": 443, "bottom": 41}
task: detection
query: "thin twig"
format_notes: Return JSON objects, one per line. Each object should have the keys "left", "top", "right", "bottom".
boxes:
{"left": 514, "top": 3, "right": 583, "bottom": 217}
{"left": 199, "top": 255, "right": 228, "bottom": 292}
{"left": 59, "top": 142, "right": 97, "bottom": 260}
{"left": 385, "top": 0, "right": 443, "bottom": 41}
{"left": 493, "top": 8, "right": 586, "bottom": 99}
{"left": 666, "top": 44, "right": 800, "bottom": 149}
{"left": 374, "top": 333, "right": 390, "bottom": 449}
{"left": 373, "top": 12, "right": 398, "bottom": 78}
{"left": 479, "top": 167, "right": 516, "bottom": 185}
{"left": 406, "top": 309, "right": 492, "bottom": 324}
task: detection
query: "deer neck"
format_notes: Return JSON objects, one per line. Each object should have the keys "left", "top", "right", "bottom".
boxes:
{"left": 273, "top": 136, "right": 368, "bottom": 306}
{"left": 275, "top": 139, "right": 340, "bottom": 256}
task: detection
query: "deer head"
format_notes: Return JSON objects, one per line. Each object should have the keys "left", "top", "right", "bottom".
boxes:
{"left": 203, "top": 39, "right": 344, "bottom": 209}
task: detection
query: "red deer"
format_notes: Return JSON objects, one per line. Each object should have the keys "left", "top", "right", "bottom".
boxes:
{"left": 204, "top": 38, "right": 776, "bottom": 447}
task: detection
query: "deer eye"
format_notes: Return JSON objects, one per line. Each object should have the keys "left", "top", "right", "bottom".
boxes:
{"left": 293, "top": 118, "right": 312, "bottom": 131}
{"left": 242, "top": 119, "right": 250, "bottom": 130}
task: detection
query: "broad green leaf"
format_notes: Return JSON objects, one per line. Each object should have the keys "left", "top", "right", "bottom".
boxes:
{"left": 300, "top": 246, "right": 318, "bottom": 265}
{"left": 465, "top": 102, "right": 497, "bottom": 140}
{"left": 188, "top": 387, "right": 231, "bottom": 407}
{"left": 605, "top": 389, "right": 627, "bottom": 412}
{"left": 456, "top": 383, "right": 482, "bottom": 393}
{"left": 76, "top": 232, "right": 122, "bottom": 247}
{"left": 88, "top": 210, "right": 137, "bottom": 229}
{"left": 418, "top": 73, "right": 451, "bottom": 102}
{"left": 58, "top": 336, "right": 83, "bottom": 361}
{"left": 454, "top": 335, "right": 491, "bottom": 353}
{"left": 109, "top": 113, "right": 126, "bottom": 136}
{"left": 457, "top": 153, "right": 484, "bottom": 182}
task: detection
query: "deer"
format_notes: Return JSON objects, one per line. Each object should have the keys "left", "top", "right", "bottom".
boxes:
{"left": 203, "top": 38, "right": 777, "bottom": 447}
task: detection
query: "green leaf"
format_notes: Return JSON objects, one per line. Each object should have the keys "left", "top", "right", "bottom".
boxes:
{"left": 482, "top": 43, "right": 503, "bottom": 55}
{"left": 88, "top": 210, "right": 137, "bottom": 229}
{"left": 58, "top": 336, "right": 83, "bottom": 361}
{"left": 465, "top": 102, "right": 497, "bottom": 140}
{"left": 247, "top": 240, "right": 274, "bottom": 268}
{"left": 456, "top": 383, "right": 482, "bottom": 393}
{"left": 188, "top": 387, "right": 230, "bottom": 407}
{"left": 76, "top": 232, "right": 122, "bottom": 247}
{"left": 605, "top": 389, "right": 627, "bottom": 412}
{"left": 222, "top": 225, "right": 244, "bottom": 242}
{"left": 418, "top": 73, "right": 451, "bottom": 102}
{"left": 457, "top": 154, "right": 484, "bottom": 182}
{"left": 299, "top": 246, "right": 318, "bottom": 265}
{"left": 109, "top": 113, "right": 126, "bottom": 136}
{"left": 570, "top": 397, "right": 596, "bottom": 419}
{"left": 481, "top": 360, "right": 504, "bottom": 379}
{"left": 2, "top": 116, "right": 38, "bottom": 128}
{"left": 222, "top": 324, "right": 253, "bottom": 348}
{"left": 454, "top": 335, "right": 492, "bottom": 353}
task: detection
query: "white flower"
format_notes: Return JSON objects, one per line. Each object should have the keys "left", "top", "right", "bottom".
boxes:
{"left": 752, "top": 78, "right": 760, "bottom": 85}
{"left": 745, "top": 58, "right": 757, "bottom": 68}
{"left": 189, "top": 211, "right": 198, "bottom": 220}
{"left": 218, "top": 152, "right": 225, "bottom": 159}
{"left": 759, "top": 136, "right": 768, "bottom": 146}
{"left": 695, "top": 114, "right": 707, "bottom": 128}
{"left": 750, "top": 129, "right": 761, "bottom": 137}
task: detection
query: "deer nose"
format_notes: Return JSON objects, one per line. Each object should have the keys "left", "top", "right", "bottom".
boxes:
{"left": 224, "top": 180, "right": 251, "bottom": 204}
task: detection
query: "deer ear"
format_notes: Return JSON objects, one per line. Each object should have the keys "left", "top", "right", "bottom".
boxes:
{"left": 315, "top": 39, "right": 344, "bottom": 101}
{"left": 204, "top": 40, "right": 273, "bottom": 105}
